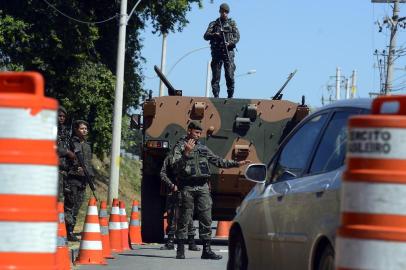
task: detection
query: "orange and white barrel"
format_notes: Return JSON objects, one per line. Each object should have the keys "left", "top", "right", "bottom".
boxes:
{"left": 336, "top": 95, "right": 406, "bottom": 270}
{"left": 0, "top": 72, "right": 59, "bottom": 269}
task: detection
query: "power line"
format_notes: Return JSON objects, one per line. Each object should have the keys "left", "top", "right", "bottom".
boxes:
{"left": 41, "top": 0, "right": 118, "bottom": 25}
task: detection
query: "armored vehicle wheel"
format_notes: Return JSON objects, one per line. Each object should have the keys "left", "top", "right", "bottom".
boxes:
{"left": 316, "top": 244, "right": 334, "bottom": 270}
{"left": 141, "top": 174, "right": 165, "bottom": 243}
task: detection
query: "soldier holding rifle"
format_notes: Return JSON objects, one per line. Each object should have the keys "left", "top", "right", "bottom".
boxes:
{"left": 64, "top": 120, "right": 95, "bottom": 241}
{"left": 204, "top": 3, "right": 240, "bottom": 98}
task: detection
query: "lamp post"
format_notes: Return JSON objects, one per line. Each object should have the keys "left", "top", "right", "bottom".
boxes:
{"left": 218, "top": 69, "right": 257, "bottom": 87}
{"left": 108, "top": 0, "right": 142, "bottom": 205}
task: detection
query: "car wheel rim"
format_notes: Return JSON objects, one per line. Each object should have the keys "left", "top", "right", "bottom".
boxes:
{"left": 320, "top": 255, "right": 334, "bottom": 270}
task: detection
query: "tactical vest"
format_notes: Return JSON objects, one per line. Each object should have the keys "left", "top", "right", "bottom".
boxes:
{"left": 181, "top": 145, "right": 211, "bottom": 179}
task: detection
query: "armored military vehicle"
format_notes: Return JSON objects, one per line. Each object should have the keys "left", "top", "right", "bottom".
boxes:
{"left": 133, "top": 66, "right": 309, "bottom": 243}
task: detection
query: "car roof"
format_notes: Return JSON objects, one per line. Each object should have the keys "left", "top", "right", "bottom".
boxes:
{"left": 312, "top": 98, "right": 372, "bottom": 113}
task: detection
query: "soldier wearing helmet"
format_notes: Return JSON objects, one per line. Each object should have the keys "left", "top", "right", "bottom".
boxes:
{"left": 171, "top": 121, "right": 250, "bottom": 260}
{"left": 204, "top": 3, "right": 240, "bottom": 98}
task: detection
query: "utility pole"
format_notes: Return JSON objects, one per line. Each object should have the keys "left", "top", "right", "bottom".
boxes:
{"left": 385, "top": 0, "right": 399, "bottom": 94}
{"left": 351, "top": 70, "right": 357, "bottom": 98}
{"left": 205, "top": 61, "right": 211, "bottom": 97}
{"left": 372, "top": 0, "right": 406, "bottom": 95}
{"left": 159, "top": 33, "right": 167, "bottom": 96}
{"left": 336, "top": 67, "right": 341, "bottom": 100}
{"left": 108, "top": 0, "right": 142, "bottom": 205}
{"left": 345, "top": 78, "right": 350, "bottom": 99}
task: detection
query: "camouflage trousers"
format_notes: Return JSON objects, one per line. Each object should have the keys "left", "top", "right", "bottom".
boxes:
{"left": 165, "top": 192, "right": 195, "bottom": 237}
{"left": 64, "top": 178, "right": 86, "bottom": 230}
{"left": 58, "top": 171, "right": 67, "bottom": 201}
{"left": 176, "top": 183, "right": 212, "bottom": 241}
{"left": 211, "top": 51, "right": 235, "bottom": 98}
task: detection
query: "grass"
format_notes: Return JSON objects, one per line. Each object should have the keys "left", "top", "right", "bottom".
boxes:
{"left": 68, "top": 155, "right": 141, "bottom": 249}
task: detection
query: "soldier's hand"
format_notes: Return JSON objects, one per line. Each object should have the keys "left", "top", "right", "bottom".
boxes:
{"left": 66, "top": 150, "right": 75, "bottom": 160}
{"left": 77, "top": 167, "right": 84, "bottom": 175}
{"left": 237, "top": 160, "right": 251, "bottom": 166}
{"left": 172, "top": 185, "right": 178, "bottom": 192}
{"left": 184, "top": 139, "right": 196, "bottom": 155}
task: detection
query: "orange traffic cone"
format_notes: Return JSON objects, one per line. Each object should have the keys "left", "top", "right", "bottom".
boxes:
{"left": 129, "top": 200, "right": 143, "bottom": 245}
{"left": 56, "top": 202, "right": 71, "bottom": 270}
{"left": 99, "top": 201, "right": 114, "bottom": 259}
{"left": 75, "top": 198, "right": 107, "bottom": 265}
{"left": 119, "top": 201, "right": 131, "bottom": 251}
{"left": 215, "top": 221, "right": 232, "bottom": 238}
{"left": 109, "top": 198, "right": 123, "bottom": 252}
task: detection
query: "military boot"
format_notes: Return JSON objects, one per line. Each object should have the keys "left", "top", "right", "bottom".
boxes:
{"left": 201, "top": 240, "right": 222, "bottom": 260}
{"left": 160, "top": 234, "right": 175, "bottom": 250}
{"left": 176, "top": 240, "right": 185, "bottom": 259}
{"left": 227, "top": 90, "right": 233, "bottom": 99}
{"left": 188, "top": 235, "right": 201, "bottom": 251}
{"left": 66, "top": 225, "right": 79, "bottom": 242}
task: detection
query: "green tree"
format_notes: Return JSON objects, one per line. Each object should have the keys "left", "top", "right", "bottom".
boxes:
{"left": 0, "top": 0, "right": 202, "bottom": 156}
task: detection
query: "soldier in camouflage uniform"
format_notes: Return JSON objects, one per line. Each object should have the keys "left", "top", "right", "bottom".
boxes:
{"left": 64, "top": 120, "right": 95, "bottom": 241}
{"left": 172, "top": 121, "right": 250, "bottom": 260}
{"left": 56, "top": 106, "right": 74, "bottom": 201}
{"left": 160, "top": 153, "right": 200, "bottom": 251}
{"left": 204, "top": 3, "right": 240, "bottom": 98}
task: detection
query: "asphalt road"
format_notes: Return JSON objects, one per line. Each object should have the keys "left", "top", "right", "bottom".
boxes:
{"left": 76, "top": 240, "right": 228, "bottom": 270}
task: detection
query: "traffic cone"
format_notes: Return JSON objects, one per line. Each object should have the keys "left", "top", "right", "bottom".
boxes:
{"left": 56, "top": 202, "right": 71, "bottom": 270}
{"left": 129, "top": 200, "right": 143, "bottom": 245}
{"left": 99, "top": 201, "right": 114, "bottom": 259}
{"left": 215, "top": 221, "right": 232, "bottom": 238}
{"left": 109, "top": 198, "right": 123, "bottom": 252}
{"left": 75, "top": 197, "right": 107, "bottom": 265}
{"left": 119, "top": 200, "right": 131, "bottom": 251}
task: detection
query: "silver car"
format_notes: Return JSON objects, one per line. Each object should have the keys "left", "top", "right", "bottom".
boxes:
{"left": 227, "top": 99, "right": 372, "bottom": 270}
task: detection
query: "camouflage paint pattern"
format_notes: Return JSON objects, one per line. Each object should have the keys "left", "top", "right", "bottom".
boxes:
{"left": 142, "top": 96, "right": 308, "bottom": 220}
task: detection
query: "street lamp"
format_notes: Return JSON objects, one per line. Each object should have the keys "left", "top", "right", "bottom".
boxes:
{"left": 216, "top": 69, "right": 257, "bottom": 87}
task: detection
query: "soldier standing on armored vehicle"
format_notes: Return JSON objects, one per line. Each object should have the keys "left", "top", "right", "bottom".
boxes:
{"left": 172, "top": 121, "right": 250, "bottom": 260}
{"left": 159, "top": 153, "right": 200, "bottom": 251}
{"left": 57, "top": 106, "right": 74, "bottom": 202}
{"left": 204, "top": 3, "right": 240, "bottom": 98}
{"left": 64, "top": 120, "right": 94, "bottom": 241}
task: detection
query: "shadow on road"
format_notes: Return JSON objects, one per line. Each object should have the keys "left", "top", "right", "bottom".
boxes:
{"left": 119, "top": 253, "right": 175, "bottom": 259}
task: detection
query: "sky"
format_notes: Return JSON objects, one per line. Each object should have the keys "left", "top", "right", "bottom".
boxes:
{"left": 138, "top": 1, "right": 406, "bottom": 108}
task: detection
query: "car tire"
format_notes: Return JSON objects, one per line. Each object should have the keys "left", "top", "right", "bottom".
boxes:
{"left": 141, "top": 174, "right": 165, "bottom": 243}
{"left": 316, "top": 244, "right": 334, "bottom": 270}
{"left": 227, "top": 229, "right": 248, "bottom": 270}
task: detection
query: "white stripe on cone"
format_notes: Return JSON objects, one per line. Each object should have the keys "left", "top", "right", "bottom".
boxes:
{"left": 109, "top": 222, "right": 121, "bottom": 230}
{"left": 79, "top": 240, "right": 103, "bottom": 250}
{"left": 132, "top": 206, "right": 139, "bottom": 212}
{"left": 341, "top": 181, "right": 406, "bottom": 215}
{"left": 111, "top": 207, "right": 120, "bottom": 215}
{"left": 120, "top": 222, "right": 129, "bottom": 229}
{"left": 0, "top": 164, "right": 57, "bottom": 195}
{"left": 336, "top": 237, "right": 406, "bottom": 269}
{"left": 84, "top": 223, "right": 101, "bottom": 233}
{"left": 348, "top": 127, "right": 406, "bottom": 159}
{"left": 0, "top": 222, "right": 57, "bottom": 252}
{"left": 86, "top": 206, "right": 98, "bottom": 216}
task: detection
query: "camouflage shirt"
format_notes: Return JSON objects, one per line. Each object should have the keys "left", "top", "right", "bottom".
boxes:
{"left": 68, "top": 136, "right": 94, "bottom": 178}
{"left": 57, "top": 123, "right": 70, "bottom": 171}
{"left": 160, "top": 153, "right": 176, "bottom": 190}
{"left": 171, "top": 136, "right": 239, "bottom": 180}
{"left": 204, "top": 17, "right": 240, "bottom": 57}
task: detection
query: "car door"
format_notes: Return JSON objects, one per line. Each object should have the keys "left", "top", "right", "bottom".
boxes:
{"left": 267, "top": 109, "right": 363, "bottom": 270}
{"left": 256, "top": 112, "right": 330, "bottom": 269}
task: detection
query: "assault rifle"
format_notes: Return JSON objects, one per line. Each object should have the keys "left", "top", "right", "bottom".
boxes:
{"left": 218, "top": 18, "right": 231, "bottom": 63}
{"left": 74, "top": 149, "right": 98, "bottom": 201}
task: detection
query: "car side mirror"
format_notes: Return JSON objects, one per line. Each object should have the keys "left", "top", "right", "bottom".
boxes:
{"left": 244, "top": 163, "right": 267, "bottom": 183}
{"left": 130, "top": 114, "right": 142, "bottom": 129}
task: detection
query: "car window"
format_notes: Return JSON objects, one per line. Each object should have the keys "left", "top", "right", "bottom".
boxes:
{"left": 309, "top": 110, "right": 356, "bottom": 174}
{"left": 272, "top": 113, "right": 329, "bottom": 182}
